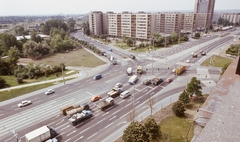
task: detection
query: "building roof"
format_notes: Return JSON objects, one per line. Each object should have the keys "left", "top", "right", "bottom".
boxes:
{"left": 16, "top": 34, "right": 50, "bottom": 40}
{"left": 192, "top": 57, "right": 240, "bottom": 141}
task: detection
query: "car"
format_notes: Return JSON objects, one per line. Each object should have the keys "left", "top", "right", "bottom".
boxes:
{"left": 109, "top": 48, "right": 112, "bottom": 51}
{"left": 165, "top": 78, "right": 172, "bottom": 83}
{"left": 201, "top": 52, "right": 206, "bottom": 56}
{"left": 129, "top": 54, "right": 136, "bottom": 59}
{"left": 115, "top": 83, "right": 123, "bottom": 88}
{"left": 143, "top": 79, "right": 151, "bottom": 85}
{"left": 151, "top": 78, "right": 163, "bottom": 86}
{"left": 112, "top": 60, "right": 117, "bottom": 65}
{"left": 93, "top": 74, "right": 102, "bottom": 80}
{"left": 186, "top": 59, "right": 190, "bottom": 63}
{"left": 18, "top": 100, "right": 32, "bottom": 107}
{"left": 45, "top": 89, "right": 55, "bottom": 95}
{"left": 91, "top": 95, "right": 101, "bottom": 102}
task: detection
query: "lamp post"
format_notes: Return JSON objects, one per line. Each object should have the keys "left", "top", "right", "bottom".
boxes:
{"left": 61, "top": 64, "right": 65, "bottom": 84}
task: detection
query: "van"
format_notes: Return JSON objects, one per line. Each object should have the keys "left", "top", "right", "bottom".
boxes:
{"left": 126, "top": 67, "right": 133, "bottom": 76}
{"left": 120, "top": 90, "right": 131, "bottom": 99}
{"left": 128, "top": 75, "right": 138, "bottom": 85}
{"left": 93, "top": 74, "right": 102, "bottom": 80}
{"left": 136, "top": 66, "right": 143, "bottom": 74}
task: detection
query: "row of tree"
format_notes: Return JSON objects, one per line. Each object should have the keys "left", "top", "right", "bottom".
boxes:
{"left": 172, "top": 77, "right": 202, "bottom": 116}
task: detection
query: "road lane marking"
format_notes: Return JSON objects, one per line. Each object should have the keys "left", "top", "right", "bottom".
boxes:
{"left": 67, "top": 130, "right": 76, "bottom": 137}
{"left": 134, "top": 101, "right": 140, "bottom": 105}
{"left": 51, "top": 114, "right": 60, "bottom": 120}
{"left": 86, "top": 91, "right": 94, "bottom": 96}
{"left": 124, "top": 103, "right": 131, "bottom": 108}
{"left": 65, "top": 89, "right": 72, "bottom": 93}
{"left": 61, "top": 125, "right": 70, "bottom": 131}
{"left": 97, "top": 118, "right": 106, "bottom": 124}
{"left": 94, "top": 113, "right": 100, "bottom": 117}
{"left": 112, "top": 109, "right": 121, "bottom": 115}
{"left": 150, "top": 92, "right": 155, "bottom": 96}
{"left": 79, "top": 127, "right": 90, "bottom": 134}
{"left": 14, "top": 108, "right": 20, "bottom": 111}
{"left": 0, "top": 113, "right": 4, "bottom": 116}
{"left": 74, "top": 136, "right": 84, "bottom": 142}
{"left": 117, "top": 121, "right": 127, "bottom": 126}
{"left": 87, "top": 132, "right": 97, "bottom": 140}
{"left": 102, "top": 112, "right": 109, "bottom": 117}
{"left": 48, "top": 95, "right": 56, "bottom": 99}
{"left": 56, "top": 118, "right": 64, "bottom": 125}
{"left": 60, "top": 87, "right": 68, "bottom": 90}
{"left": 109, "top": 116, "right": 116, "bottom": 121}
{"left": 65, "top": 138, "right": 71, "bottom": 142}
{"left": 104, "top": 122, "right": 114, "bottom": 129}
{"left": 118, "top": 100, "right": 124, "bottom": 104}
{"left": 34, "top": 100, "right": 41, "bottom": 104}
{"left": 31, "top": 97, "right": 39, "bottom": 101}
{"left": 136, "top": 96, "right": 142, "bottom": 101}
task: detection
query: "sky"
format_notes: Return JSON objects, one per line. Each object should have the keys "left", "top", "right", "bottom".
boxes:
{"left": 0, "top": 0, "right": 239, "bottom": 16}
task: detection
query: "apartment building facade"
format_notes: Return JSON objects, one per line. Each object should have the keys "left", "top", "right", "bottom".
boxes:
{"left": 220, "top": 13, "right": 240, "bottom": 24}
{"left": 194, "top": 0, "right": 215, "bottom": 25}
{"left": 89, "top": 11, "right": 209, "bottom": 40}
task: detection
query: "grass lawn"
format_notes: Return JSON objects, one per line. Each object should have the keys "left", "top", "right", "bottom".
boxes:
{"left": 160, "top": 116, "right": 194, "bottom": 142}
{"left": 23, "top": 48, "right": 106, "bottom": 67}
{"left": 201, "top": 55, "right": 233, "bottom": 67}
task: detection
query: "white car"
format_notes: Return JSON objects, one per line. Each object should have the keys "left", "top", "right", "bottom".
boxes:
{"left": 45, "top": 89, "right": 55, "bottom": 95}
{"left": 115, "top": 83, "right": 122, "bottom": 88}
{"left": 18, "top": 100, "right": 32, "bottom": 107}
{"left": 186, "top": 59, "right": 190, "bottom": 63}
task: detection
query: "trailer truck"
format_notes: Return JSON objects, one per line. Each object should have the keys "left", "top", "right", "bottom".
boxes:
{"left": 65, "top": 103, "right": 89, "bottom": 118}
{"left": 96, "top": 97, "right": 114, "bottom": 110}
{"left": 25, "top": 125, "right": 57, "bottom": 142}
{"left": 68, "top": 110, "right": 92, "bottom": 126}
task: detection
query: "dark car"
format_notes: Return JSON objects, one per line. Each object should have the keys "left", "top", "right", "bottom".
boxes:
{"left": 201, "top": 52, "right": 206, "bottom": 56}
{"left": 129, "top": 54, "right": 136, "bottom": 59}
{"left": 93, "top": 74, "right": 102, "bottom": 80}
{"left": 151, "top": 78, "right": 163, "bottom": 86}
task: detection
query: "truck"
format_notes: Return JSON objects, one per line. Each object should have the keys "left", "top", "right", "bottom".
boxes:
{"left": 191, "top": 52, "right": 197, "bottom": 58}
{"left": 25, "top": 125, "right": 57, "bottom": 142}
{"left": 175, "top": 65, "right": 186, "bottom": 76}
{"left": 66, "top": 103, "right": 89, "bottom": 118}
{"left": 107, "top": 87, "right": 123, "bottom": 98}
{"left": 151, "top": 78, "right": 163, "bottom": 86}
{"left": 68, "top": 110, "right": 92, "bottom": 126}
{"left": 136, "top": 66, "right": 143, "bottom": 74}
{"left": 96, "top": 97, "right": 114, "bottom": 110}
{"left": 60, "top": 105, "right": 74, "bottom": 116}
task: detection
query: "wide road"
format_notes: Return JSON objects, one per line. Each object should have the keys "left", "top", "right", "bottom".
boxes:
{"left": 1, "top": 29, "right": 237, "bottom": 141}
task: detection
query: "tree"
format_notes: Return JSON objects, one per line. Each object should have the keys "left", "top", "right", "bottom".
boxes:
{"left": 23, "top": 40, "right": 50, "bottom": 59}
{"left": 171, "top": 32, "right": 179, "bottom": 43}
{"left": 186, "top": 77, "right": 202, "bottom": 98}
{"left": 0, "top": 77, "right": 6, "bottom": 88}
{"left": 82, "top": 21, "right": 90, "bottom": 35}
{"left": 15, "top": 26, "right": 25, "bottom": 36}
{"left": 194, "top": 33, "right": 201, "bottom": 39}
{"left": 221, "top": 62, "right": 231, "bottom": 75}
{"left": 41, "top": 19, "right": 68, "bottom": 35}
{"left": 172, "top": 101, "right": 185, "bottom": 117}
{"left": 31, "top": 30, "right": 42, "bottom": 43}
{"left": 126, "top": 38, "right": 133, "bottom": 46}
{"left": 146, "top": 97, "right": 155, "bottom": 116}
{"left": 123, "top": 121, "right": 149, "bottom": 142}
{"left": 0, "top": 33, "right": 21, "bottom": 55}
{"left": 144, "top": 118, "right": 160, "bottom": 140}
{"left": 178, "top": 90, "right": 190, "bottom": 104}
{"left": 0, "top": 59, "right": 10, "bottom": 75}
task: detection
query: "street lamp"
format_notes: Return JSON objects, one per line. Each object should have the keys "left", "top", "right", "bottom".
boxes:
{"left": 61, "top": 64, "right": 65, "bottom": 84}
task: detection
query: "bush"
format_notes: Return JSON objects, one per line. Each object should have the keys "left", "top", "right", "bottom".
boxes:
{"left": 172, "top": 101, "right": 185, "bottom": 117}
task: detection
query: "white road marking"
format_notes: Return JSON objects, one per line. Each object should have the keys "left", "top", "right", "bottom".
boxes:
{"left": 65, "top": 89, "right": 72, "bottom": 93}
{"left": 74, "top": 136, "right": 84, "bottom": 142}
{"left": 65, "top": 138, "right": 71, "bottom": 142}
{"left": 117, "top": 121, "right": 127, "bottom": 126}
{"left": 150, "top": 92, "right": 155, "bottom": 96}
{"left": 56, "top": 118, "right": 64, "bottom": 125}
{"left": 109, "top": 116, "right": 116, "bottom": 121}
{"left": 97, "top": 118, "right": 105, "bottom": 124}
{"left": 134, "top": 101, "right": 140, "bottom": 105}
{"left": 136, "top": 96, "right": 142, "bottom": 101}
{"left": 112, "top": 109, "right": 121, "bottom": 115}
{"left": 0, "top": 113, "right": 4, "bottom": 116}
{"left": 48, "top": 95, "right": 56, "bottom": 99}
{"left": 86, "top": 91, "right": 94, "bottom": 96}
{"left": 34, "top": 100, "right": 41, "bottom": 104}
{"left": 87, "top": 132, "right": 97, "bottom": 140}
{"left": 94, "top": 113, "right": 100, "bottom": 117}
{"left": 51, "top": 114, "right": 60, "bottom": 120}
{"left": 125, "top": 103, "right": 131, "bottom": 108}
{"left": 105, "top": 122, "right": 114, "bottom": 129}
{"left": 14, "top": 108, "right": 20, "bottom": 111}
{"left": 67, "top": 130, "right": 76, "bottom": 136}
{"left": 31, "top": 97, "right": 39, "bottom": 101}
{"left": 60, "top": 125, "right": 70, "bottom": 131}
{"left": 118, "top": 100, "right": 124, "bottom": 104}
{"left": 102, "top": 112, "right": 109, "bottom": 117}
{"left": 79, "top": 127, "right": 90, "bottom": 134}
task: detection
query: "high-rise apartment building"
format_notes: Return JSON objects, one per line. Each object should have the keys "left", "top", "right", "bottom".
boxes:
{"left": 89, "top": 11, "right": 107, "bottom": 36}
{"left": 194, "top": 0, "right": 215, "bottom": 25}
{"left": 135, "top": 12, "right": 151, "bottom": 40}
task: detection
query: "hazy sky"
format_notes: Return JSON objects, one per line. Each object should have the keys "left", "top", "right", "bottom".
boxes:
{"left": 0, "top": 0, "right": 239, "bottom": 16}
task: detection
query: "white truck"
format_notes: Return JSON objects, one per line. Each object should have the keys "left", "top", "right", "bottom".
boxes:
{"left": 96, "top": 97, "right": 114, "bottom": 110}
{"left": 25, "top": 126, "right": 57, "bottom": 142}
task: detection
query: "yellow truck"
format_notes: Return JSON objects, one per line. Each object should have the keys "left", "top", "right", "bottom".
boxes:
{"left": 136, "top": 66, "right": 143, "bottom": 74}
{"left": 175, "top": 65, "right": 186, "bottom": 76}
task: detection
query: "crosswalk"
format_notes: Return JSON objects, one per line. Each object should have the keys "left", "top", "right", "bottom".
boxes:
{"left": 175, "top": 62, "right": 195, "bottom": 66}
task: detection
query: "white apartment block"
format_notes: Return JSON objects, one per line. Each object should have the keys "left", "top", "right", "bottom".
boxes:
{"left": 181, "top": 13, "right": 195, "bottom": 33}
{"left": 135, "top": 12, "right": 151, "bottom": 40}
{"left": 121, "top": 12, "right": 133, "bottom": 38}
{"left": 107, "top": 12, "right": 119, "bottom": 37}
{"left": 164, "top": 13, "right": 182, "bottom": 34}
{"left": 195, "top": 13, "right": 208, "bottom": 31}
{"left": 220, "top": 13, "right": 240, "bottom": 24}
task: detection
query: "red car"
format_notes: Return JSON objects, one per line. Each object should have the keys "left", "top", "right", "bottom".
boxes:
{"left": 91, "top": 95, "right": 101, "bottom": 102}
{"left": 165, "top": 78, "right": 172, "bottom": 83}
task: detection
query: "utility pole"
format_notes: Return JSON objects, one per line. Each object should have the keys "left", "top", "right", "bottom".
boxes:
{"left": 61, "top": 64, "right": 65, "bottom": 84}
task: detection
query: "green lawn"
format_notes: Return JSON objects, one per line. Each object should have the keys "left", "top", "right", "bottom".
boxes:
{"left": 201, "top": 55, "right": 233, "bottom": 67}
{"left": 160, "top": 116, "right": 194, "bottom": 142}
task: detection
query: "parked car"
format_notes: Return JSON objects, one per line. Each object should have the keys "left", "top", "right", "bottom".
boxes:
{"left": 143, "top": 79, "right": 151, "bottom": 85}
{"left": 45, "top": 89, "right": 55, "bottom": 95}
{"left": 18, "top": 100, "right": 32, "bottom": 107}
{"left": 91, "top": 95, "right": 101, "bottom": 102}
